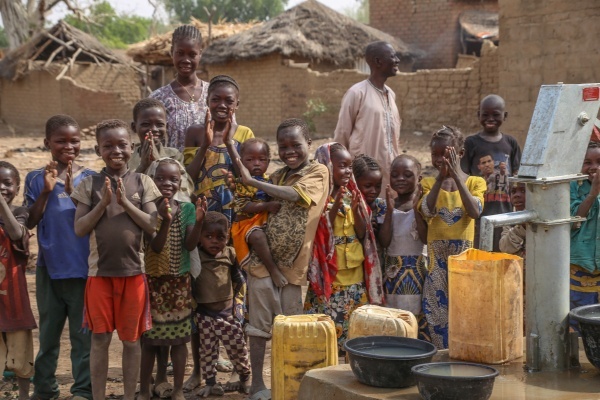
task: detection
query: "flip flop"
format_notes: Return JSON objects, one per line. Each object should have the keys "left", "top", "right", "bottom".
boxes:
{"left": 245, "top": 388, "right": 271, "bottom": 400}
{"left": 153, "top": 381, "right": 174, "bottom": 398}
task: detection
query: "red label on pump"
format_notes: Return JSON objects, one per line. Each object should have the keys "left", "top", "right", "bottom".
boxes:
{"left": 583, "top": 87, "right": 600, "bottom": 101}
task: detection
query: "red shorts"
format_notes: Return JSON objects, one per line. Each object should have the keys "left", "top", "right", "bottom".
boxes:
{"left": 84, "top": 275, "right": 151, "bottom": 342}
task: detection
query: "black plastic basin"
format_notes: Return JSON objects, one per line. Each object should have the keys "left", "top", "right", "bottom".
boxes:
{"left": 344, "top": 335, "right": 437, "bottom": 388}
{"left": 411, "top": 362, "right": 499, "bottom": 400}
{"left": 570, "top": 304, "right": 600, "bottom": 369}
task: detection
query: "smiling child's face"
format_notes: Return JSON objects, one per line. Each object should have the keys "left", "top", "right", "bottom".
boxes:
{"left": 356, "top": 169, "right": 382, "bottom": 205}
{"left": 44, "top": 125, "right": 81, "bottom": 166}
{"left": 390, "top": 157, "right": 419, "bottom": 196}
{"left": 0, "top": 167, "right": 18, "bottom": 205}
{"left": 95, "top": 127, "right": 133, "bottom": 174}
{"left": 133, "top": 107, "right": 167, "bottom": 148}
{"left": 277, "top": 126, "right": 310, "bottom": 172}
{"left": 153, "top": 162, "right": 181, "bottom": 200}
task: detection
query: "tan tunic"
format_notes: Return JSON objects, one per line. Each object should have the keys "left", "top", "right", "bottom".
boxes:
{"left": 333, "top": 80, "right": 401, "bottom": 195}
{"left": 252, "top": 161, "right": 329, "bottom": 285}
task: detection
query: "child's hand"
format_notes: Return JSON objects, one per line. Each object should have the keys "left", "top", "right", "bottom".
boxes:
{"left": 203, "top": 110, "right": 215, "bottom": 149}
{"left": 195, "top": 196, "right": 208, "bottom": 223}
{"left": 271, "top": 270, "right": 288, "bottom": 288}
{"left": 140, "top": 136, "right": 160, "bottom": 165}
{"left": 64, "top": 160, "right": 75, "bottom": 195}
{"left": 225, "top": 171, "right": 237, "bottom": 192}
{"left": 224, "top": 109, "right": 238, "bottom": 145}
{"left": 350, "top": 189, "right": 362, "bottom": 213}
{"left": 591, "top": 171, "right": 600, "bottom": 197}
{"left": 385, "top": 184, "right": 394, "bottom": 211}
{"left": 158, "top": 198, "right": 173, "bottom": 222}
{"left": 413, "top": 183, "right": 423, "bottom": 211}
{"left": 234, "top": 158, "right": 253, "bottom": 186}
{"left": 265, "top": 201, "right": 281, "bottom": 214}
{"left": 116, "top": 178, "right": 127, "bottom": 206}
{"left": 444, "top": 146, "right": 462, "bottom": 181}
{"left": 100, "top": 177, "right": 112, "bottom": 207}
{"left": 333, "top": 186, "right": 346, "bottom": 212}
{"left": 43, "top": 161, "right": 58, "bottom": 193}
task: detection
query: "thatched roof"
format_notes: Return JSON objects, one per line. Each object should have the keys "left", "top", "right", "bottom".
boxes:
{"left": 459, "top": 10, "right": 499, "bottom": 42}
{"left": 0, "top": 20, "right": 130, "bottom": 81}
{"left": 201, "top": 0, "right": 421, "bottom": 66}
{"left": 127, "top": 18, "right": 258, "bottom": 66}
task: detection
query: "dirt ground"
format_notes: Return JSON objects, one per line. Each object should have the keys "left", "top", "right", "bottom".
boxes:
{"left": 0, "top": 129, "right": 432, "bottom": 399}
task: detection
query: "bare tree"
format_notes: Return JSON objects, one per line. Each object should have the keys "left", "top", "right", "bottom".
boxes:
{"left": 0, "top": 0, "right": 86, "bottom": 49}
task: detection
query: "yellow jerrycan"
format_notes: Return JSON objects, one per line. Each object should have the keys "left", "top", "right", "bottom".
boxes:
{"left": 448, "top": 248, "right": 523, "bottom": 364}
{"left": 271, "top": 314, "right": 338, "bottom": 400}
{"left": 348, "top": 304, "right": 418, "bottom": 339}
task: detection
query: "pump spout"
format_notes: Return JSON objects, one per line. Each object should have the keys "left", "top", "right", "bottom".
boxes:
{"left": 479, "top": 210, "right": 538, "bottom": 251}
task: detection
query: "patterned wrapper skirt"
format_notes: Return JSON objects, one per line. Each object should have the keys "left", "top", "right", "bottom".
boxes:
{"left": 383, "top": 254, "right": 429, "bottom": 341}
{"left": 422, "top": 239, "right": 472, "bottom": 350}
{"left": 143, "top": 274, "right": 192, "bottom": 346}
{"left": 569, "top": 263, "right": 600, "bottom": 331}
{"left": 304, "top": 281, "right": 368, "bottom": 351}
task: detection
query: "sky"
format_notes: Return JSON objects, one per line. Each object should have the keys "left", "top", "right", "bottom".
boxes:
{"left": 49, "top": 0, "right": 353, "bottom": 22}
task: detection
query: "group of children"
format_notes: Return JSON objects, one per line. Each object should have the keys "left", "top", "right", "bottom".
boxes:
{"left": 2, "top": 22, "right": 600, "bottom": 400}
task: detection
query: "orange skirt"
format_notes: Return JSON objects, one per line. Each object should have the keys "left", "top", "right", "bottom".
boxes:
{"left": 231, "top": 212, "right": 268, "bottom": 268}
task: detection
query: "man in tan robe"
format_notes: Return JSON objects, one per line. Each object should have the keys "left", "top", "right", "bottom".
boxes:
{"left": 334, "top": 41, "right": 402, "bottom": 196}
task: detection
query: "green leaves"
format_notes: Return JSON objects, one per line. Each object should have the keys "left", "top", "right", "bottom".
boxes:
{"left": 161, "top": 0, "right": 288, "bottom": 24}
{"left": 64, "top": 1, "right": 155, "bottom": 49}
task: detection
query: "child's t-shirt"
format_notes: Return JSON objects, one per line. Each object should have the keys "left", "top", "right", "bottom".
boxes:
{"left": 260, "top": 160, "right": 330, "bottom": 286}
{"left": 193, "top": 246, "right": 245, "bottom": 304}
{"left": 460, "top": 133, "right": 522, "bottom": 216}
{"left": 24, "top": 167, "right": 96, "bottom": 279}
{"left": 570, "top": 179, "right": 600, "bottom": 272}
{"left": 377, "top": 209, "right": 426, "bottom": 257}
{"left": 0, "top": 206, "right": 37, "bottom": 332}
{"left": 71, "top": 169, "right": 162, "bottom": 277}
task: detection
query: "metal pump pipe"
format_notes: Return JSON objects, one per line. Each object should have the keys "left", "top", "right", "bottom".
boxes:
{"left": 479, "top": 210, "right": 538, "bottom": 252}
{"left": 479, "top": 178, "right": 581, "bottom": 371}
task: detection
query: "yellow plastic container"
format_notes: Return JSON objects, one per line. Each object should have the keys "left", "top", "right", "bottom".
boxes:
{"left": 448, "top": 249, "right": 523, "bottom": 364}
{"left": 348, "top": 304, "right": 419, "bottom": 339}
{"left": 271, "top": 314, "right": 338, "bottom": 400}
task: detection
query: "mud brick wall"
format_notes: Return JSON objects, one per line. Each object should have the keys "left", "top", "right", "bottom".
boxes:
{"left": 207, "top": 46, "right": 499, "bottom": 140}
{"left": 498, "top": 0, "right": 600, "bottom": 145}
{"left": 0, "top": 63, "right": 141, "bottom": 133}
{"left": 370, "top": 0, "right": 498, "bottom": 70}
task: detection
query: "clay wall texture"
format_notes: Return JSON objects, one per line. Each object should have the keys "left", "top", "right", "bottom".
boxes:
{"left": 498, "top": 0, "right": 600, "bottom": 144}
{"left": 207, "top": 44, "right": 498, "bottom": 140}
{"left": 370, "top": 0, "right": 498, "bottom": 69}
{"left": 0, "top": 63, "right": 140, "bottom": 132}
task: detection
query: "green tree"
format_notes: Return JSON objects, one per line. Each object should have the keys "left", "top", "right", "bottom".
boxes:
{"left": 161, "top": 0, "right": 288, "bottom": 23}
{"left": 65, "top": 1, "right": 154, "bottom": 49}
{"left": 343, "top": 0, "right": 368, "bottom": 23}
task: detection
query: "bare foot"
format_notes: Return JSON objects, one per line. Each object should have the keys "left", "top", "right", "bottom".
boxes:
{"left": 137, "top": 392, "right": 151, "bottom": 400}
{"left": 224, "top": 371, "right": 240, "bottom": 391}
{"left": 183, "top": 371, "right": 201, "bottom": 392}
{"left": 171, "top": 388, "right": 186, "bottom": 400}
